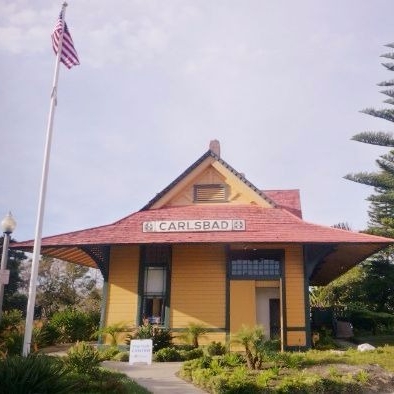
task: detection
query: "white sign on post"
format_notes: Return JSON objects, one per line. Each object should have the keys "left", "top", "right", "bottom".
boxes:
{"left": 129, "top": 339, "right": 153, "bottom": 365}
{"left": 0, "top": 269, "right": 10, "bottom": 285}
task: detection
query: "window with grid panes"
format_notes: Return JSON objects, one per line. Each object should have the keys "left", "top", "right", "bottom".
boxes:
{"left": 229, "top": 250, "right": 282, "bottom": 279}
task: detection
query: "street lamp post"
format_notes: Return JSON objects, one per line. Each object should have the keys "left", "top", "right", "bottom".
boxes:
{"left": 0, "top": 212, "right": 17, "bottom": 324}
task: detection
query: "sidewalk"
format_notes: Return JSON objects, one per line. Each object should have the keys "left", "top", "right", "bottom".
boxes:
{"left": 102, "top": 361, "right": 207, "bottom": 394}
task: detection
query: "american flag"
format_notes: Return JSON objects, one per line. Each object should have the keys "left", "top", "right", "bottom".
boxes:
{"left": 51, "top": 13, "right": 80, "bottom": 69}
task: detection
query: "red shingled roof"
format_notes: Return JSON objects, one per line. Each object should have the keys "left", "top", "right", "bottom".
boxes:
{"left": 12, "top": 204, "right": 392, "bottom": 285}
{"left": 14, "top": 204, "right": 390, "bottom": 246}
{"left": 263, "top": 190, "right": 302, "bottom": 218}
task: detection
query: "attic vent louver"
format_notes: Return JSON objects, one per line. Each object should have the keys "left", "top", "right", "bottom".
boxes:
{"left": 194, "top": 184, "right": 227, "bottom": 203}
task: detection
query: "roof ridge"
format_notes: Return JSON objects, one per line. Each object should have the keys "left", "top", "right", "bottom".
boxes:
{"left": 141, "top": 149, "right": 276, "bottom": 210}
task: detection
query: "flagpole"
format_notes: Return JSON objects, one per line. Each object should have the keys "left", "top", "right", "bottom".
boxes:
{"left": 22, "top": 1, "right": 68, "bottom": 356}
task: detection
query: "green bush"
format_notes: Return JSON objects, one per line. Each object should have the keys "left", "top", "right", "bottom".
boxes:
{"left": 174, "top": 343, "right": 195, "bottom": 351}
{"left": 207, "top": 341, "right": 227, "bottom": 356}
{"left": 191, "top": 368, "right": 216, "bottom": 390}
{"left": 98, "top": 345, "right": 120, "bottom": 361}
{"left": 178, "top": 322, "right": 207, "bottom": 348}
{"left": 256, "top": 368, "right": 279, "bottom": 387}
{"left": 0, "top": 309, "right": 24, "bottom": 355}
{"left": 50, "top": 309, "right": 99, "bottom": 342}
{"left": 217, "top": 352, "right": 245, "bottom": 368}
{"left": 345, "top": 309, "right": 394, "bottom": 334}
{"left": 231, "top": 324, "right": 268, "bottom": 369}
{"left": 127, "top": 322, "right": 173, "bottom": 352}
{"left": 213, "top": 366, "right": 261, "bottom": 394}
{"left": 179, "top": 347, "right": 204, "bottom": 360}
{"left": 180, "top": 355, "right": 213, "bottom": 379}
{"left": 154, "top": 347, "right": 182, "bottom": 362}
{"left": 0, "top": 309, "right": 23, "bottom": 332}
{"left": 0, "top": 354, "right": 75, "bottom": 394}
{"left": 34, "top": 321, "right": 61, "bottom": 348}
{"left": 65, "top": 341, "right": 101, "bottom": 374}
{"left": 113, "top": 351, "right": 130, "bottom": 362}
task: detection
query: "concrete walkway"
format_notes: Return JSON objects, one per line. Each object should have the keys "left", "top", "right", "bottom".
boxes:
{"left": 102, "top": 361, "right": 207, "bottom": 394}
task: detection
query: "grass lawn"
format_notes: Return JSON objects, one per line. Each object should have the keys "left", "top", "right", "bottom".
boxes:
{"left": 66, "top": 367, "right": 151, "bottom": 393}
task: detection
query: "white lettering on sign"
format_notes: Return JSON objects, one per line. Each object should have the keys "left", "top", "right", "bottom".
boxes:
{"left": 129, "top": 339, "right": 153, "bottom": 365}
{"left": 142, "top": 219, "right": 245, "bottom": 233}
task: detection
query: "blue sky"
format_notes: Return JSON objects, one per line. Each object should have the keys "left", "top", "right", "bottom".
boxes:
{"left": 1, "top": 0, "right": 394, "bottom": 241}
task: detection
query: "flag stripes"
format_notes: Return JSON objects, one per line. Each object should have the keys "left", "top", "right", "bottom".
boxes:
{"left": 51, "top": 14, "right": 80, "bottom": 69}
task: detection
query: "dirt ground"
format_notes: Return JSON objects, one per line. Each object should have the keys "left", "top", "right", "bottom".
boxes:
{"left": 307, "top": 363, "right": 394, "bottom": 393}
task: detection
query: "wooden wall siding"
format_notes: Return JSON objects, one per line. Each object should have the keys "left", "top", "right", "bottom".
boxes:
{"left": 287, "top": 331, "right": 307, "bottom": 348}
{"left": 173, "top": 332, "right": 226, "bottom": 346}
{"left": 106, "top": 245, "right": 139, "bottom": 327}
{"left": 169, "top": 167, "right": 226, "bottom": 206}
{"left": 255, "top": 280, "right": 280, "bottom": 288}
{"left": 229, "top": 280, "right": 256, "bottom": 333}
{"left": 284, "top": 245, "right": 306, "bottom": 346}
{"left": 211, "top": 161, "right": 271, "bottom": 207}
{"left": 170, "top": 244, "right": 226, "bottom": 328}
{"left": 166, "top": 163, "right": 271, "bottom": 207}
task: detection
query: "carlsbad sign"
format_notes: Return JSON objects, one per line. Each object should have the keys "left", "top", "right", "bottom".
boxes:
{"left": 142, "top": 219, "right": 245, "bottom": 233}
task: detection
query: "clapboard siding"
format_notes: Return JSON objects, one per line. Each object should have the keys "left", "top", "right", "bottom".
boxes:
{"left": 170, "top": 244, "right": 226, "bottom": 328}
{"left": 284, "top": 245, "right": 306, "bottom": 346}
{"left": 106, "top": 245, "right": 139, "bottom": 327}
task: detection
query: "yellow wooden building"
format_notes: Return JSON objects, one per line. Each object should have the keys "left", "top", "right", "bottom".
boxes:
{"left": 14, "top": 140, "right": 393, "bottom": 350}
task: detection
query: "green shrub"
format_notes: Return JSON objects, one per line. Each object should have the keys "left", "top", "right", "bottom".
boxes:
{"left": 269, "top": 351, "right": 306, "bottom": 369}
{"left": 217, "top": 352, "right": 245, "bottom": 368}
{"left": 98, "top": 345, "right": 120, "bottom": 361}
{"left": 65, "top": 341, "right": 101, "bottom": 374}
{"left": 96, "top": 322, "right": 130, "bottom": 346}
{"left": 207, "top": 341, "right": 227, "bottom": 356}
{"left": 113, "top": 351, "right": 130, "bottom": 362}
{"left": 191, "top": 367, "right": 217, "bottom": 390}
{"left": 231, "top": 324, "right": 267, "bottom": 369}
{"left": 179, "top": 347, "right": 204, "bottom": 360}
{"left": 178, "top": 322, "right": 207, "bottom": 348}
{"left": 154, "top": 347, "right": 182, "bottom": 362}
{"left": 0, "top": 354, "right": 75, "bottom": 394}
{"left": 179, "top": 356, "right": 211, "bottom": 380}
{"left": 174, "top": 343, "right": 195, "bottom": 351}
{"left": 0, "top": 309, "right": 23, "bottom": 332}
{"left": 127, "top": 322, "right": 173, "bottom": 352}
{"left": 33, "top": 321, "right": 60, "bottom": 348}
{"left": 0, "top": 309, "right": 24, "bottom": 355}
{"left": 256, "top": 368, "right": 279, "bottom": 387}
{"left": 339, "top": 308, "right": 394, "bottom": 334}
{"left": 50, "top": 309, "right": 99, "bottom": 342}
{"left": 204, "top": 366, "right": 261, "bottom": 394}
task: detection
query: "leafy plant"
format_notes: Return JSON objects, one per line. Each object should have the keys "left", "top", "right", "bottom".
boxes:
{"left": 98, "top": 345, "right": 120, "bottom": 361}
{"left": 178, "top": 322, "right": 207, "bottom": 348}
{"left": 50, "top": 308, "right": 99, "bottom": 342}
{"left": 179, "top": 347, "right": 204, "bottom": 360}
{"left": 231, "top": 325, "right": 267, "bottom": 369}
{"left": 126, "top": 321, "right": 173, "bottom": 351}
{"left": 112, "top": 351, "right": 130, "bottom": 362}
{"left": 0, "top": 309, "right": 24, "bottom": 355}
{"left": 0, "top": 354, "right": 75, "bottom": 394}
{"left": 218, "top": 352, "right": 245, "bottom": 368}
{"left": 33, "top": 321, "right": 60, "bottom": 349}
{"left": 207, "top": 341, "right": 227, "bottom": 356}
{"left": 154, "top": 347, "right": 182, "bottom": 362}
{"left": 65, "top": 341, "right": 101, "bottom": 374}
{"left": 96, "top": 322, "right": 129, "bottom": 346}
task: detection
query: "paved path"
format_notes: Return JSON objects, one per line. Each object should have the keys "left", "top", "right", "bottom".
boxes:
{"left": 102, "top": 361, "right": 207, "bottom": 394}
